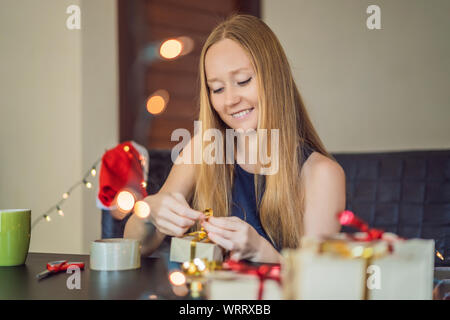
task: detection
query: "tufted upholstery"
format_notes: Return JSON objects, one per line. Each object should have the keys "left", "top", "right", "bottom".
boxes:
{"left": 102, "top": 149, "right": 450, "bottom": 267}
{"left": 334, "top": 150, "right": 450, "bottom": 267}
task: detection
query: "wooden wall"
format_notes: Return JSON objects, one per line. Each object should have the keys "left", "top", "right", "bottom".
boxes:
{"left": 118, "top": 0, "right": 261, "bottom": 149}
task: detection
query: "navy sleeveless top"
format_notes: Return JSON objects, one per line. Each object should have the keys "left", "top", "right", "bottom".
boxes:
{"left": 230, "top": 144, "right": 315, "bottom": 252}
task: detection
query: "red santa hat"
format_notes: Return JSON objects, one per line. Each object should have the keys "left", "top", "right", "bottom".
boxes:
{"left": 96, "top": 141, "right": 149, "bottom": 210}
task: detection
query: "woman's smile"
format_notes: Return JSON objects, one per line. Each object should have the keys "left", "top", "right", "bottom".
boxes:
{"left": 230, "top": 107, "right": 255, "bottom": 120}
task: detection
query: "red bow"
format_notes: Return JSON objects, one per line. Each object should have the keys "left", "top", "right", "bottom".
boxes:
{"left": 222, "top": 259, "right": 281, "bottom": 300}
{"left": 337, "top": 210, "right": 403, "bottom": 254}
{"left": 337, "top": 210, "right": 386, "bottom": 241}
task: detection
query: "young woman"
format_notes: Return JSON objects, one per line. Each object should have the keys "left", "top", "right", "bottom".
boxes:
{"left": 124, "top": 14, "right": 346, "bottom": 263}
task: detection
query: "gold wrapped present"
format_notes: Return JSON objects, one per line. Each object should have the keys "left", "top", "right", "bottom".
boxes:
{"left": 170, "top": 233, "right": 224, "bottom": 263}
{"left": 169, "top": 208, "right": 224, "bottom": 263}
{"left": 282, "top": 234, "right": 435, "bottom": 300}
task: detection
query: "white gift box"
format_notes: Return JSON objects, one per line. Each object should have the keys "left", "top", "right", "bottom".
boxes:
{"left": 282, "top": 235, "right": 435, "bottom": 300}
{"left": 205, "top": 270, "right": 282, "bottom": 300}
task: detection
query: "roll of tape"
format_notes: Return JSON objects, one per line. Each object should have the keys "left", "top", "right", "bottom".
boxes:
{"left": 90, "top": 239, "right": 141, "bottom": 271}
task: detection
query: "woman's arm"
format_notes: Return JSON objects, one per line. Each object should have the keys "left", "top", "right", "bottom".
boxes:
{"left": 124, "top": 137, "right": 203, "bottom": 256}
{"left": 301, "top": 152, "right": 346, "bottom": 237}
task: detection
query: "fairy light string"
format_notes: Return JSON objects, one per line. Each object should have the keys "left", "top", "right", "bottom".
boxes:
{"left": 31, "top": 144, "right": 148, "bottom": 230}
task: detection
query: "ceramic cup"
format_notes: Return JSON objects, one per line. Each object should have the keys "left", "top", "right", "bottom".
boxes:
{"left": 0, "top": 209, "right": 31, "bottom": 266}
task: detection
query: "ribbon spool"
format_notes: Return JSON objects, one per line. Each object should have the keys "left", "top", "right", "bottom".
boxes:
{"left": 90, "top": 239, "right": 141, "bottom": 271}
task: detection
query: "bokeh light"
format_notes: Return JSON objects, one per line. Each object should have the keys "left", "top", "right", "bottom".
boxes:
{"left": 117, "top": 190, "right": 136, "bottom": 213}
{"left": 146, "top": 89, "right": 169, "bottom": 115}
{"left": 169, "top": 271, "right": 186, "bottom": 286}
{"left": 159, "top": 39, "right": 182, "bottom": 59}
{"left": 146, "top": 95, "right": 165, "bottom": 114}
{"left": 134, "top": 200, "right": 151, "bottom": 219}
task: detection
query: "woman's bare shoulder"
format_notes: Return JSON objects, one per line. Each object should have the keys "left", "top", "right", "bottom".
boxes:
{"left": 301, "top": 152, "right": 346, "bottom": 184}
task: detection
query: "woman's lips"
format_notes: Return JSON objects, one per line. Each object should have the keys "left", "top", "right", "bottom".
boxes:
{"left": 231, "top": 107, "right": 254, "bottom": 119}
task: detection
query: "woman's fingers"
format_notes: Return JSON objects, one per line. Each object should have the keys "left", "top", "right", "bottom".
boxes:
{"left": 168, "top": 193, "right": 204, "bottom": 220}
{"left": 207, "top": 232, "right": 235, "bottom": 251}
{"left": 158, "top": 208, "right": 195, "bottom": 229}
{"left": 208, "top": 216, "right": 242, "bottom": 231}
{"left": 202, "top": 221, "right": 234, "bottom": 239}
{"left": 157, "top": 218, "right": 186, "bottom": 237}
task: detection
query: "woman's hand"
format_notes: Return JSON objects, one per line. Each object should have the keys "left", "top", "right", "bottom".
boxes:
{"left": 144, "top": 192, "right": 205, "bottom": 237}
{"left": 201, "top": 216, "right": 265, "bottom": 261}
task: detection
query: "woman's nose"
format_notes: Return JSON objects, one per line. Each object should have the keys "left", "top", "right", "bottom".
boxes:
{"left": 224, "top": 86, "right": 240, "bottom": 107}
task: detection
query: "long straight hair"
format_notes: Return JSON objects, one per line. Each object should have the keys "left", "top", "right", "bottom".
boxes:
{"left": 192, "top": 14, "right": 331, "bottom": 249}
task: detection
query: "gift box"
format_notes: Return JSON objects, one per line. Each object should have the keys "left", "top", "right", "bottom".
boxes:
{"left": 282, "top": 234, "right": 435, "bottom": 300}
{"left": 205, "top": 261, "right": 282, "bottom": 300}
{"left": 205, "top": 270, "right": 282, "bottom": 300}
{"left": 169, "top": 234, "right": 223, "bottom": 263}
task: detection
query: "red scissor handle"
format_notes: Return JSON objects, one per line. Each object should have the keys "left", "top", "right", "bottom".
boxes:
{"left": 47, "top": 260, "right": 67, "bottom": 272}
{"left": 60, "top": 262, "right": 85, "bottom": 271}
{"left": 47, "top": 260, "right": 85, "bottom": 272}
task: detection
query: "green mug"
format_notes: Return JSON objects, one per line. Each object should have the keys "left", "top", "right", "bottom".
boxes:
{"left": 0, "top": 209, "right": 31, "bottom": 266}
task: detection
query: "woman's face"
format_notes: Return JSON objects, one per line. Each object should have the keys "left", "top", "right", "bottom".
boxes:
{"left": 205, "top": 38, "right": 259, "bottom": 131}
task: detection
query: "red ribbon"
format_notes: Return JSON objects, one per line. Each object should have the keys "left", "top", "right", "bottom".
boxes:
{"left": 222, "top": 259, "right": 281, "bottom": 300}
{"left": 337, "top": 210, "right": 386, "bottom": 241}
{"left": 337, "top": 210, "right": 403, "bottom": 253}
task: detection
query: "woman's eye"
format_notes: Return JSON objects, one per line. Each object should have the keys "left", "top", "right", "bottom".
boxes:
{"left": 238, "top": 77, "right": 252, "bottom": 86}
{"left": 210, "top": 77, "right": 252, "bottom": 94}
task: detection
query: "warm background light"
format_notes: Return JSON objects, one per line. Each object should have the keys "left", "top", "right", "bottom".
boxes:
{"left": 159, "top": 39, "right": 182, "bottom": 59}
{"left": 134, "top": 200, "right": 150, "bottom": 219}
{"left": 146, "top": 95, "right": 165, "bottom": 115}
{"left": 117, "top": 190, "right": 135, "bottom": 213}
{"left": 146, "top": 89, "right": 169, "bottom": 115}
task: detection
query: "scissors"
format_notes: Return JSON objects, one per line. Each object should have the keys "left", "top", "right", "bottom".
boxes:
{"left": 36, "top": 260, "right": 85, "bottom": 280}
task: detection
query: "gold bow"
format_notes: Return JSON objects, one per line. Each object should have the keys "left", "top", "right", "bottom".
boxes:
{"left": 183, "top": 208, "right": 213, "bottom": 261}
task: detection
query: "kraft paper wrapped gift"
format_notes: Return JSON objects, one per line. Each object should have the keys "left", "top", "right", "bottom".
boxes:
{"left": 205, "top": 270, "right": 282, "bottom": 300}
{"left": 170, "top": 235, "right": 223, "bottom": 263}
{"left": 282, "top": 235, "right": 435, "bottom": 300}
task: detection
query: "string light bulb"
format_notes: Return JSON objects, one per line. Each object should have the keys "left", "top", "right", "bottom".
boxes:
{"left": 90, "top": 167, "right": 97, "bottom": 177}
{"left": 44, "top": 215, "right": 51, "bottom": 222}
{"left": 141, "top": 181, "right": 147, "bottom": 188}
{"left": 84, "top": 180, "right": 93, "bottom": 189}
{"left": 56, "top": 206, "right": 64, "bottom": 216}
{"left": 62, "top": 192, "right": 69, "bottom": 199}
{"left": 123, "top": 145, "right": 130, "bottom": 152}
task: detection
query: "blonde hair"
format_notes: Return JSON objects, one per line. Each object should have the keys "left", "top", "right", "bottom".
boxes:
{"left": 192, "top": 14, "right": 331, "bottom": 249}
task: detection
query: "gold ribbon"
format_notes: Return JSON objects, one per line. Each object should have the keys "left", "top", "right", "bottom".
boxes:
{"left": 183, "top": 208, "right": 213, "bottom": 261}
{"left": 317, "top": 238, "right": 389, "bottom": 300}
